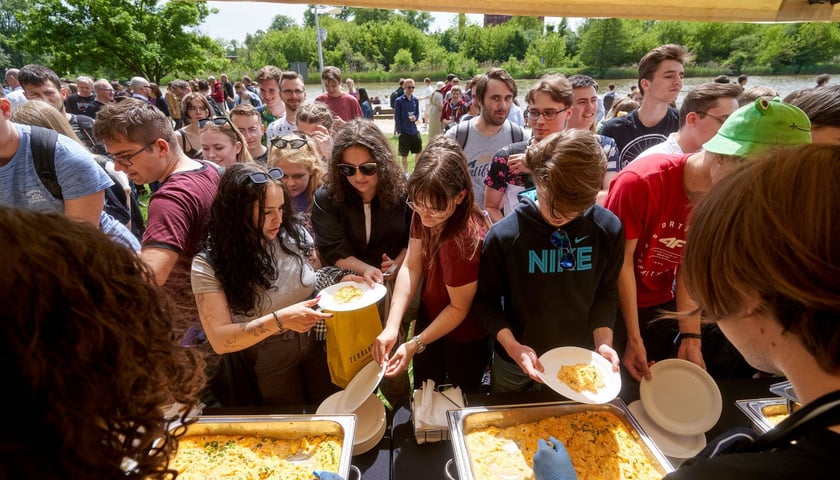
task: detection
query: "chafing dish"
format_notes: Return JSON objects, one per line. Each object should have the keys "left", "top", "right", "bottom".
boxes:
{"left": 735, "top": 398, "right": 793, "bottom": 433}
{"left": 447, "top": 399, "right": 673, "bottom": 480}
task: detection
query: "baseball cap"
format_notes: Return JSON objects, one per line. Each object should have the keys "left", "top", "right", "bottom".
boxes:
{"left": 703, "top": 97, "right": 811, "bottom": 157}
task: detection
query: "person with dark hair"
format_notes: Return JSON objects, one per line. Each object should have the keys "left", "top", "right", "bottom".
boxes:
{"left": 358, "top": 87, "right": 373, "bottom": 119}
{"left": 784, "top": 85, "right": 840, "bottom": 144}
{"left": 475, "top": 129, "right": 624, "bottom": 392}
{"left": 192, "top": 163, "right": 351, "bottom": 406}
{"left": 312, "top": 119, "right": 411, "bottom": 285}
{"left": 148, "top": 82, "right": 170, "bottom": 118}
{"left": 0, "top": 206, "right": 206, "bottom": 479}
{"left": 713, "top": 74, "right": 730, "bottom": 84}
{"left": 737, "top": 74, "right": 748, "bottom": 87}
{"left": 176, "top": 92, "right": 214, "bottom": 159}
{"left": 536, "top": 143, "right": 840, "bottom": 480}
{"left": 603, "top": 83, "right": 617, "bottom": 112}
{"left": 316, "top": 66, "right": 362, "bottom": 124}
{"left": 373, "top": 136, "right": 491, "bottom": 393}
{"left": 816, "top": 73, "right": 830, "bottom": 87}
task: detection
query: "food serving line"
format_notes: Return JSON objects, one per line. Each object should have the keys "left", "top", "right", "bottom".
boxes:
{"left": 203, "top": 375, "right": 781, "bottom": 479}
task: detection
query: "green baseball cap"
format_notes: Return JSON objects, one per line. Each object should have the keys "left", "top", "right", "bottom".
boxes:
{"left": 703, "top": 97, "right": 811, "bottom": 157}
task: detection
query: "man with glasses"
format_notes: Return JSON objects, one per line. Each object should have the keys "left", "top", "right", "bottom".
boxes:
{"left": 266, "top": 71, "right": 307, "bottom": 141}
{"left": 230, "top": 104, "right": 268, "bottom": 164}
{"left": 129, "top": 76, "right": 152, "bottom": 102}
{"left": 94, "top": 99, "right": 220, "bottom": 328}
{"left": 483, "top": 74, "right": 572, "bottom": 223}
{"left": 393, "top": 78, "right": 421, "bottom": 172}
{"left": 636, "top": 82, "right": 741, "bottom": 160}
{"left": 605, "top": 98, "right": 812, "bottom": 383}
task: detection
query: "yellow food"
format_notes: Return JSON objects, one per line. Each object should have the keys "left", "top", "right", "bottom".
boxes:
{"left": 334, "top": 285, "right": 364, "bottom": 305}
{"left": 558, "top": 363, "right": 605, "bottom": 394}
{"left": 761, "top": 404, "right": 790, "bottom": 426}
{"left": 171, "top": 434, "right": 342, "bottom": 480}
{"left": 465, "top": 411, "right": 663, "bottom": 480}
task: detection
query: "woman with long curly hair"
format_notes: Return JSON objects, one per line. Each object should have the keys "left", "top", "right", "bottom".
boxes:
{"left": 192, "top": 163, "right": 355, "bottom": 406}
{"left": 312, "top": 118, "right": 412, "bottom": 285}
{"left": 373, "top": 136, "right": 491, "bottom": 393}
{"left": 0, "top": 206, "right": 205, "bottom": 479}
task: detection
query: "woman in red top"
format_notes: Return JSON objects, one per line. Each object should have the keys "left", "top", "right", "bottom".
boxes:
{"left": 373, "top": 136, "right": 491, "bottom": 393}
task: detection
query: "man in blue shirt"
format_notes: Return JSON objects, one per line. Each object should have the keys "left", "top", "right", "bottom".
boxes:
{"left": 394, "top": 78, "right": 421, "bottom": 172}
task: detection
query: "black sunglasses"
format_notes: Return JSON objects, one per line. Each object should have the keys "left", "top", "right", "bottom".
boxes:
{"left": 248, "top": 167, "right": 284, "bottom": 183}
{"left": 198, "top": 116, "right": 233, "bottom": 128}
{"left": 550, "top": 229, "right": 576, "bottom": 270}
{"left": 338, "top": 163, "right": 378, "bottom": 177}
{"left": 270, "top": 135, "right": 308, "bottom": 150}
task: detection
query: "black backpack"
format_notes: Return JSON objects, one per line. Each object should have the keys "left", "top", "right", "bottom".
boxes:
{"left": 29, "top": 125, "right": 145, "bottom": 240}
{"left": 453, "top": 119, "right": 525, "bottom": 150}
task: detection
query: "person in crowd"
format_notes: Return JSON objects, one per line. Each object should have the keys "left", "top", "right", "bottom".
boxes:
{"left": 605, "top": 98, "right": 812, "bottom": 382}
{"left": 256, "top": 65, "right": 287, "bottom": 131}
{"left": 269, "top": 133, "right": 324, "bottom": 237}
{"left": 713, "top": 74, "right": 730, "bottom": 84}
{"left": 445, "top": 69, "right": 526, "bottom": 209}
{"left": 737, "top": 74, "right": 748, "bottom": 87}
{"left": 312, "top": 119, "right": 411, "bottom": 285}
{"left": 0, "top": 90, "right": 139, "bottom": 251}
{"left": 266, "top": 71, "right": 307, "bottom": 140}
{"left": 784, "top": 85, "right": 840, "bottom": 144}
{"left": 475, "top": 129, "right": 623, "bottom": 392}
{"left": 427, "top": 81, "right": 445, "bottom": 138}
{"left": 483, "top": 74, "right": 572, "bottom": 223}
{"left": 296, "top": 101, "right": 334, "bottom": 161}
{"left": 394, "top": 77, "right": 422, "bottom": 171}
{"left": 129, "top": 76, "right": 152, "bottom": 102}
{"left": 535, "top": 143, "right": 840, "bottom": 480}
{"left": 230, "top": 104, "right": 269, "bottom": 164}
{"left": 64, "top": 75, "right": 95, "bottom": 117}
{"left": 603, "top": 83, "right": 617, "bottom": 113}
{"left": 220, "top": 73, "right": 235, "bottom": 111}
{"left": 374, "top": 136, "right": 491, "bottom": 393}
{"left": 242, "top": 75, "right": 258, "bottom": 94}
{"left": 358, "top": 87, "right": 373, "bottom": 119}
{"left": 816, "top": 73, "right": 830, "bottom": 87}
{"left": 636, "top": 82, "right": 741, "bottom": 160}
{"left": 420, "top": 77, "right": 433, "bottom": 126}
{"left": 86, "top": 78, "right": 115, "bottom": 119}
{"left": 441, "top": 84, "right": 468, "bottom": 130}
{"left": 738, "top": 85, "right": 778, "bottom": 106}
{"left": 440, "top": 73, "right": 456, "bottom": 99}
{"left": 197, "top": 79, "right": 223, "bottom": 117}
{"left": 345, "top": 77, "right": 358, "bottom": 99}
{"left": 94, "top": 99, "right": 221, "bottom": 338}
{"left": 148, "top": 82, "right": 170, "bottom": 118}
{"left": 166, "top": 79, "right": 186, "bottom": 129}
{"left": 316, "top": 66, "right": 363, "bottom": 126}
{"left": 192, "top": 163, "right": 353, "bottom": 406}
{"left": 176, "top": 92, "right": 213, "bottom": 160}
{"left": 600, "top": 97, "right": 639, "bottom": 127}
{"left": 508, "top": 98, "right": 525, "bottom": 127}
{"left": 199, "top": 115, "right": 253, "bottom": 168}
{"left": 566, "top": 74, "right": 621, "bottom": 204}
{"left": 601, "top": 44, "right": 691, "bottom": 168}
{"left": 0, "top": 206, "right": 206, "bottom": 479}
{"left": 3, "top": 67, "right": 27, "bottom": 109}
{"left": 234, "top": 81, "right": 262, "bottom": 108}
{"left": 208, "top": 75, "right": 226, "bottom": 114}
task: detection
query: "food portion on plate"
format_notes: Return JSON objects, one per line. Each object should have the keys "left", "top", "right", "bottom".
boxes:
{"left": 317, "top": 281, "right": 387, "bottom": 312}
{"left": 557, "top": 363, "right": 605, "bottom": 394}
{"left": 171, "top": 433, "right": 342, "bottom": 480}
{"left": 333, "top": 285, "right": 364, "bottom": 305}
{"left": 465, "top": 410, "right": 663, "bottom": 480}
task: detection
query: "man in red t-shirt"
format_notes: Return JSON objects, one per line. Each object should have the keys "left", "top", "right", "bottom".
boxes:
{"left": 315, "top": 66, "right": 362, "bottom": 129}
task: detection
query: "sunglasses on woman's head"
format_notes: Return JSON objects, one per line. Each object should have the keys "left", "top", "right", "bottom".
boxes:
{"left": 270, "top": 135, "right": 308, "bottom": 150}
{"left": 338, "top": 163, "right": 378, "bottom": 177}
{"left": 248, "top": 167, "right": 285, "bottom": 183}
{"left": 550, "top": 229, "right": 576, "bottom": 270}
{"left": 198, "top": 116, "right": 233, "bottom": 129}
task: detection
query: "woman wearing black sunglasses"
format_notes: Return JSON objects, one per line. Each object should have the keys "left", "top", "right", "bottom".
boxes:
{"left": 312, "top": 119, "right": 411, "bottom": 287}
{"left": 192, "top": 163, "right": 357, "bottom": 406}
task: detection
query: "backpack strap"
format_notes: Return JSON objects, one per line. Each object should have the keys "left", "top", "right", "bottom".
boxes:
{"left": 455, "top": 120, "right": 470, "bottom": 149}
{"left": 30, "top": 125, "right": 62, "bottom": 199}
{"left": 511, "top": 123, "right": 524, "bottom": 143}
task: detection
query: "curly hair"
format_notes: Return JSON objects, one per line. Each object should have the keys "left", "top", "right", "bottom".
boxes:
{"left": 325, "top": 118, "right": 406, "bottom": 207}
{"left": 408, "top": 136, "right": 486, "bottom": 265}
{"left": 205, "top": 163, "right": 309, "bottom": 315}
{"left": 0, "top": 206, "right": 205, "bottom": 479}
{"left": 268, "top": 133, "right": 324, "bottom": 211}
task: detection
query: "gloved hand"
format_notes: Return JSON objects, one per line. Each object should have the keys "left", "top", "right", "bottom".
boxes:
{"left": 312, "top": 471, "right": 344, "bottom": 480}
{"left": 533, "top": 436, "right": 577, "bottom": 480}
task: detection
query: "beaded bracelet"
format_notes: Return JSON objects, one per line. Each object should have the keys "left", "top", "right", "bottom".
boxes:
{"left": 272, "top": 311, "right": 287, "bottom": 333}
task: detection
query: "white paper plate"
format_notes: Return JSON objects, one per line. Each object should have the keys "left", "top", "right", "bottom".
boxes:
{"left": 316, "top": 390, "right": 345, "bottom": 415}
{"left": 536, "top": 346, "right": 621, "bottom": 404}
{"left": 317, "top": 281, "right": 387, "bottom": 312}
{"left": 336, "top": 361, "right": 386, "bottom": 414}
{"left": 628, "top": 400, "right": 706, "bottom": 459}
{"left": 317, "top": 392, "right": 386, "bottom": 454}
{"left": 640, "top": 358, "right": 722, "bottom": 436}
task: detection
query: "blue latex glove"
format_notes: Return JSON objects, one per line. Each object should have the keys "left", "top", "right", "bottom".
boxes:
{"left": 533, "top": 436, "right": 577, "bottom": 480}
{"left": 312, "top": 471, "right": 344, "bottom": 480}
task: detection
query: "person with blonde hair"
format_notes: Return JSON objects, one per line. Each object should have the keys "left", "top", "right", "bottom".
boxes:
{"left": 296, "top": 101, "right": 335, "bottom": 161}
{"left": 199, "top": 115, "right": 253, "bottom": 167}
{"left": 269, "top": 133, "right": 324, "bottom": 236}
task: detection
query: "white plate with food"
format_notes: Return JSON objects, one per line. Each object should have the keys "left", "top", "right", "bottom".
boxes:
{"left": 628, "top": 400, "right": 706, "bottom": 459}
{"left": 640, "top": 358, "right": 722, "bottom": 436}
{"left": 536, "top": 346, "right": 621, "bottom": 404}
{"left": 317, "top": 281, "right": 387, "bottom": 312}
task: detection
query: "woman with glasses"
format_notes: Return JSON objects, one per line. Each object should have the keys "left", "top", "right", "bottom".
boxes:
{"left": 199, "top": 116, "right": 253, "bottom": 168}
{"left": 177, "top": 92, "right": 213, "bottom": 159}
{"left": 474, "top": 129, "right": 624, "bottom": 393}
{"left": 192, "top": 163, "right": 355, "bottom": 406}
{"left": 269, "top": 133, "right": 324, "bottom": 240}
{"left": 312, "top": 119, "right": 411, "bottom": 286}
{"left": 373, "top": 136, "right": 491, "bottom": 393}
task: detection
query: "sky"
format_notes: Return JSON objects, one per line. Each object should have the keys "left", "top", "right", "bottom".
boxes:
{"left": 200, "top": 2, "right": 486, "bottom": 43}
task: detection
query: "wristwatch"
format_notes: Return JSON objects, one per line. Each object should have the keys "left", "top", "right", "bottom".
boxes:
{"left": 411, "top": 335, "right": 426, "bottom": 354}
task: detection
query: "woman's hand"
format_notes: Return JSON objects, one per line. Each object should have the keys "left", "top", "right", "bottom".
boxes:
{"left": 360, "top": 263, "right": 383, "bottom": 286}
{"left": 383, "top": 340, "right": 416, "bottom": 377}
{"left": 508, "top": 153, "right": 531, "bottom": 176}
{"left": 276, "top": 297, "right": 331, "bottom": 333}
{"left": 307, "top": 124, "right": 333, "bottom": 160}
{"left": 380, "top": 253, "right": 398, "bottom": 279}
{"left": 373, "top": 326, "right": 399, "bottom": 366}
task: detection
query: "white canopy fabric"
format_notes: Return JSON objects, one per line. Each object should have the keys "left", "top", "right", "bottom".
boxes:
{"left": 219, "top": 0, "right": 840, "bottom": 23}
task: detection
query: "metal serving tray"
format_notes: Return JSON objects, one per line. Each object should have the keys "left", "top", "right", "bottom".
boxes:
{"left": 447, "top": 399, "right": 673, "bottom": 480}
{"left": 735, "top": 398, "right": 790, "bottom": 434}
{"left": 177, "top": 414, "right": 356, "bottom": 478}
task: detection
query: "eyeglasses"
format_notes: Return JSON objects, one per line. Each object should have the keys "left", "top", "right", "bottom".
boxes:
{"left": 95, "top": 86, "right": 114, "bottom": 93}
{"left": 282, "top": 89, "right": 305, "bottom": 95}
{"left": 248, "top": 167, "right": 285, "bottom": 183}
{"left": 406, "top": 200, "right": 449, "bottom": 218}
{"left": 697, "top": 111, "right": 728, "bottom": 124}
{"left": 405, "top": 86, "right": 415, "bottom": 90}
{"left": 186, "top": 105, "right": 209, "bottom": 112}
{"left": 198, "top": 116, "right": 233, "bottom": 129}
{"left": 338, "top": 162, "right": 378, "bottom": 177}
{"left": 526, "top": 106, "right": 571, "bottom": 121}
{"left": 270, "top": 135, "right": 308, "bottom": 150}
{"left": 106, "top": 140, "right": 157, "bottom": 167}
{"left": 549, "top": 229, "right": 576, "bottom": 270}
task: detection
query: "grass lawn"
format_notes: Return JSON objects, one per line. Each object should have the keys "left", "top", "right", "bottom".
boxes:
{"left": 387, "top": 132, "right": 431, "bottom": 173}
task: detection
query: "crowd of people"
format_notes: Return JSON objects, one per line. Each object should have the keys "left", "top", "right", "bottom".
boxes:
{"left": 2, "top": 49, "right": 839, "bottom": 478}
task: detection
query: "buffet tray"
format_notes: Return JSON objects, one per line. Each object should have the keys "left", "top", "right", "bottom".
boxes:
{"left": 735, "top": 398, "right": 790, "bottom": 434}
{"left": 176, "top": 414, "right": 355, "bottom": 478}
{"left": 447, "top": 398, "right": 673, "bottom": 480}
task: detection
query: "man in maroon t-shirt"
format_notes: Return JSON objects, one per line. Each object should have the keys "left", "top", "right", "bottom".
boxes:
{"left": 315, "top": 66, "right": 362, "bottom": 129}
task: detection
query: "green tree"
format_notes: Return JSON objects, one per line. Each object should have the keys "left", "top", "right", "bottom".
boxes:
{"left": 579, "top": 19, "right": 632, "bottom": 77}
{"left": 392, "top": 48, "right": 415, "bottom": 72}
{"left": 0, "top": 0, "right": 30, "bottom": 66}
{"left": 398, "top": 10, "right": 432, "bottom": 32}
{"left": 269, "top": 14, "right": 297, "bottom": 31}
{"left": 13, "top": 0, "right": 223, "bottom": 82}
